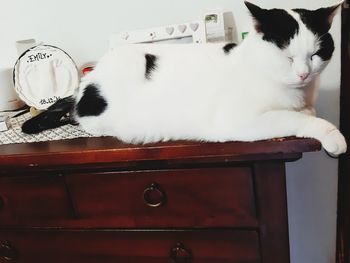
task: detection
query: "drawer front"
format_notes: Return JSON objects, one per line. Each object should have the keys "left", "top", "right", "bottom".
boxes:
{"left": 0, "top": 175, "right": 72, "bottom": 226}
{"left": 0, "top": 230, "right": 260, "bottom": 263}
{"left": 66, "top": 168, "right": 257, "bottom": 228}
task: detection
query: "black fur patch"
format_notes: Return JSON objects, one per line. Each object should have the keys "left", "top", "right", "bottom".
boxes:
{"left": 145, "top": 54, "right": 157, "bottom": 80}
{"left": 22, "top": 96, "right": 75, "bottom": 134}
{"left": 223, "top": 43, "right": 237, "bottom": 54}
{"left": 76, "top": 84, "right": 107, "bottom": 117}
{"left": 245, "top": 2, "right": 299, "bottom": 49}
{"left": 293, "top": 7, "right": 337, "bottom": 36}
{"left": 313, "top": 33, "right": 335, "bottom": 61}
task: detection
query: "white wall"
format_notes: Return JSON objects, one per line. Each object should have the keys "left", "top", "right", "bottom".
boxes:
{"left": 0, "top": 1, "right": 341, "bottom": 262}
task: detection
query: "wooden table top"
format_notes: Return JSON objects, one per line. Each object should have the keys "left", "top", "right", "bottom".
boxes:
{"left": 0, "top": 137, "right": 321, "bottom": 170}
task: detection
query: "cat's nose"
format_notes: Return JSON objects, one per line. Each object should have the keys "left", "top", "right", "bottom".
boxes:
{"left": 299, "top": 73, "right": 310, "bottom": 81}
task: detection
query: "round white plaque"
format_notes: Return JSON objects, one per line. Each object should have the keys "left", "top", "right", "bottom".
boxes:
{"left": 13, "top": 45, "right": 79, "bottom": 110}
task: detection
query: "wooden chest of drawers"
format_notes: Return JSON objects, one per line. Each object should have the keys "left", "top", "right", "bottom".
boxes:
{"left": 0, "top": 137, "right": 320, "bottom": 263}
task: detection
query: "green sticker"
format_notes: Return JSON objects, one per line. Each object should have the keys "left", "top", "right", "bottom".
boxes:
{"left": 242, "top": 32, "right": 249, "bottom": 39}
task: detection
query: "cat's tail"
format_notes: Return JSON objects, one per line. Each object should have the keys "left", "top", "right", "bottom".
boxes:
{"left": 22, "top": 96, "right": 76, "bottom": 134}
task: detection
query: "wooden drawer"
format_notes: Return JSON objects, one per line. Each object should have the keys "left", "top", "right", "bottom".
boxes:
{"left": 0, "top": 175, "right": 72, "bottom": 226}
{"left": 66, "top": 168, "right": 257, "bottom": 228}
{"left": 0, "top": 230, "right": 260, "bottom": 263}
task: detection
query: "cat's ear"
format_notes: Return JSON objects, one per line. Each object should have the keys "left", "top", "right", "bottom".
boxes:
{"left": 244, "top": 1, "right": 266, "bottom": 33}
{"left": 322, "top": 2, "right": 343, "bottom": 28}
{"left": 293, "top": 2, "right": 343, "bottom": 35}
{"left": 244, "top": 1, "right": 299, "bottom": 48}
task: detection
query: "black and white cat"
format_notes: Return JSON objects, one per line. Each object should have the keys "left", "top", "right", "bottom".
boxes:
{"left": 22, "top": 1, "right": 347, "bottom": 156}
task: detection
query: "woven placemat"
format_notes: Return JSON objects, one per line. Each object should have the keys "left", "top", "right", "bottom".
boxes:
{"left": 0, "top": 112, "right": 95, "bottom": 145}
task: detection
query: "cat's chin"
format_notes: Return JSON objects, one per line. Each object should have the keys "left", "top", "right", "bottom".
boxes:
{"left": 285, "top": 78, "right": 313, "bottom": 89}
{"left": 285, "top": 82, "right": 309, "bottom": 89}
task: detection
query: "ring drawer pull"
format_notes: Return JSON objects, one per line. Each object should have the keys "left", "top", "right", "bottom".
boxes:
{"left": 143, "top": 182, "right": 167, "bottom": 208}
{"left": 0, "top": 196, "right": 4, "bottom": 210}
{"left": 170, "top": 242, "right": 192, "bottom": 262}
{"left": 0, "top": 241, "right": 18, "bottom": 261}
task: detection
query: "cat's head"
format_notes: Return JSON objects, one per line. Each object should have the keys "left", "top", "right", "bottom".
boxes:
{"left": 245, "top": 1, "right": 342, "bottom": 88}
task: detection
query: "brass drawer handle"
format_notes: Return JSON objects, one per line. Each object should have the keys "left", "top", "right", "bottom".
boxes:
{"left": 0, "top": 241, "right": 18, "bottom": 261}
{"left": 143, "top": 182, "right": 167, "bottom": 208}
{"left": 170, "top": 242, "right": 192, "bottom": 262}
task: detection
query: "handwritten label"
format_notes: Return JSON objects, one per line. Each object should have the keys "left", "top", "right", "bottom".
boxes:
{"left": 27, "top": 53, "right": 53, "bottom": 63}
{"left": 39, "top": 96, "right": 61, "bottom": 105}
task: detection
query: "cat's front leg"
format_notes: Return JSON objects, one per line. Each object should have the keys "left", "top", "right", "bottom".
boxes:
{"left": 245, "top": 110, "right": 347, "bottom": 156}
{"left": 296, "top": 114, "right": 346, "bottom": 156}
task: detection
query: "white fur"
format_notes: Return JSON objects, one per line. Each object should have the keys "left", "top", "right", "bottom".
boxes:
{"left": 74, "top": 9, "right": 346, "bottom": 155}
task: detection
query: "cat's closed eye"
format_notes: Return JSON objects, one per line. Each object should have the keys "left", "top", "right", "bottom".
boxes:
{"left": 310, "top": 53, "right": 318, "bottom": 61}
{"left": 288, "top": 57, "right": 294, "bottom": 63}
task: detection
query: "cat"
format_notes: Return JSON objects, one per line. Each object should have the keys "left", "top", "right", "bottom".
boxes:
{"left": 22, "top": 1, "right": 347, "bottom": 156}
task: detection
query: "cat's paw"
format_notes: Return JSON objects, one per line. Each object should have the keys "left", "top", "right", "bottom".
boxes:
{"left": 322, "top": 129, "right": 347, "bottom": 156}
{"left": 300, "top": 107, "right": 316, "bottom": 116}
